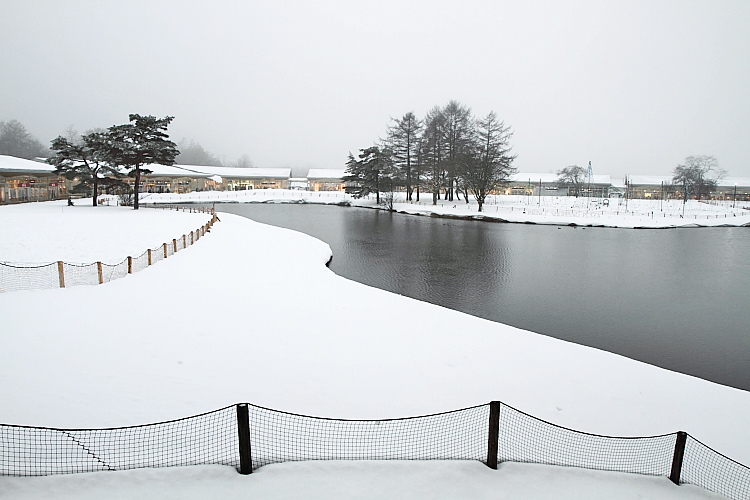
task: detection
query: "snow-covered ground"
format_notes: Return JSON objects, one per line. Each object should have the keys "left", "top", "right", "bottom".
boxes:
{"left": 1, "top": 200, "right": 749, "bottom": 499}
{"left": 0, "top": 461, "right": 728, "bottom": 500}
{"left": 140, "top": 189, "right": 750, "bottom": 228}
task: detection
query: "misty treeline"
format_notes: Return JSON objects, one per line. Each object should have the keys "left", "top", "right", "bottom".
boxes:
{"left": 1, "top": 118, "right": 251, "bottom": 169}
{"left": 0, "top": 120, "right": 49, "bottom": 159}
{"left": 345, "top": 101, "right": 516, "bottom": 212}
{"left": 175, "top": 140, "right": 253, "bottom": 168}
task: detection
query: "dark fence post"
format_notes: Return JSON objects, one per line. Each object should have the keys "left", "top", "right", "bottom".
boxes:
{"left": 236, "top": 404, "right": 252, "bottom": 474}
{"left": 486, "top": 401, "right": 500, "bottom": 469}
{"left": 670, "top": 431, "right": 687, "bottom": 485}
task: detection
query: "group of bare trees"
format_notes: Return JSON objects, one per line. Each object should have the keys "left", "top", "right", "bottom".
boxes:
{"left": 345, "top": 101, "right": 516, "bottom": 212}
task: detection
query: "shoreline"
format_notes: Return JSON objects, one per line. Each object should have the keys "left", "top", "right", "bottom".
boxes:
{"left": 138, "top": 190, "right": 750, "bottom": 229}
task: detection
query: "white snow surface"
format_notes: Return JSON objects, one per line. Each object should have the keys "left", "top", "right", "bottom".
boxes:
{"left": 1, "top": 200, "right": 749, "bottom": 499}
{"left": 0, "top": 462, "right": 727, "bottom": 500}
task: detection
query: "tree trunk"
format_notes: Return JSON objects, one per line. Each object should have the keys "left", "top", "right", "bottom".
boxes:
{"left": 92, "top": 178, "right": 98, "bottom": 207}
{"left": 134, "top": 167, "right": 140, "bottom": 210}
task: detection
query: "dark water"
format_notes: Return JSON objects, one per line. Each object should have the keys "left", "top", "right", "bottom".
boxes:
{"left": 214, "top": 203, "right": 750, "bottom": 391}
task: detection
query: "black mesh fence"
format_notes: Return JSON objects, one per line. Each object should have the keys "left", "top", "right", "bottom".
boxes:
{"left": 681, "top": 435, "right": 750, "bottom": 500}
{"left": 0, "top": 406, "right": 238, "bottom": 476}
{"left": 0, "top": 208, "right": 216, "bottom": 293}
{"left": 495, "top": 402, "right": 676, "bottom": 476}
{"left": 247, "top": 404, "right": 489, "bottom": 469}
{"left": 1, "top": 401, "right": 748, "bottom": 499}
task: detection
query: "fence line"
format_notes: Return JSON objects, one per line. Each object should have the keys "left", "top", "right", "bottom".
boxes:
{"left": 0, "top": 401, "right": 747, "bottom": 499}
{"left": 0, "top": 206, "right": 218, "bottom": 293}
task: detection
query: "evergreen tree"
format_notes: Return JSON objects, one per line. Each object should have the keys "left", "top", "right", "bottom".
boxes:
{"left": 343, "top": 146, "right": 394, "bottom": 205}
{"left": 107, "top": 114, "right": 179, "bottom": 210}
{"left": 48, "top": 131, "right": 121, "bottom": 206}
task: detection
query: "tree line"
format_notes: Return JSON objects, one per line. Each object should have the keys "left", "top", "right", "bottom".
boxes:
{"left": 344, "top": 101, "right": 517, "bottom": 212}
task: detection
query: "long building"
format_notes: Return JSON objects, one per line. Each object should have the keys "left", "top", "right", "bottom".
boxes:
{"left": 3, "top": 154, "right": 749, "bottom": 203}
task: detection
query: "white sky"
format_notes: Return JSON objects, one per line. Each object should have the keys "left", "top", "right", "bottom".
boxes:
{"left": 2, "top": 0, "right": 749, "bottom": 177}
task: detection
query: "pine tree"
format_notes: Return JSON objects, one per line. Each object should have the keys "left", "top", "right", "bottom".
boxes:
{"left": 48, "top": 131, "right": 120, "bottom": 206}
{"left": 107, "top": 115, "right": 179, "bottom": 210}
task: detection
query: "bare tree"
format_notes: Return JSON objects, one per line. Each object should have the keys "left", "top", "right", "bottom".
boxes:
{"left": 463, "top": 112, "right": 516, "bottom": 212}
{"left": 421, "top": 106, "right": 447, "bottom": 205}
{"left": 441, "top": 101, "right": 473, "bottom": 202}
{"left": 673, "top": 155, "right": 719, "bottom": 202}
{"left": 556, "top": 165, "right": 587, "bottom": 197}
{"left": 386, "top": 112, "right": 422, "bottom": 202}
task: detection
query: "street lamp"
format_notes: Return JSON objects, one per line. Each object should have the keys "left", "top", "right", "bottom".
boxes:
{"left": 733, "top": 183, "right": 737, "bottom": 209}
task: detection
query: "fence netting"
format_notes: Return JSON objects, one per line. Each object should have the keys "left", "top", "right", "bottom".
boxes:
{"left": 0, "top": 262, "right": 59, "bottom": 292}
{"left": 0, "top": 407, "right": 238, "bottom": 476}
{"left": 0, "top": 209, "right": 215, "bottom": 293}
{"left": 246, "top": 404, "right": 489, "bottom": 470}
{"left": 494, "top": 402, "right": 675, "bottom": 476}
{"left": 1, "top": 402, "right": 749, "bottom": 500}
{"left": 681, "top": 435, "right": 750, "bottom": 500}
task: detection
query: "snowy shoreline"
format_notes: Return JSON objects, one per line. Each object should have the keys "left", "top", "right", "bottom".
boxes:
{"left": 138, "top": 189, "right": 750, "bottom": 229}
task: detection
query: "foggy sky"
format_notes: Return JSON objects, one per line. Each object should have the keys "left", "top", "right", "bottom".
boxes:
{"left": 2, "top": 0, "right": 749, "bottom": 177}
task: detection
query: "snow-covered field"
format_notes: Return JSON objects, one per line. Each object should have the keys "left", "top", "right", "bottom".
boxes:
{"left": 1, "top": 200, "right": 749, "bottom": 499}
{"left": 140, "top": 189, "right": 750, "bottom": 229}
{"left": 0, "top": 461, "right": 728, "bottom": 500}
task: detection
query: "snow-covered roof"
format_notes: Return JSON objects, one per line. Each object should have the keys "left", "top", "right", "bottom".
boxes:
{"left": 510, "top": 172, "right": 559, "bottom": 183}
{"left": 718, "top": 177, "right": 750, "bottom": 188}
{"left": 173, "top": 165, "right": 291, "bottom": 179}
{"left": 0, "top": 155, "right": 57, "bottom": 175}
{"left": 510, "top": 173, "right": 611, "bottom": 185}
{"left": 627, "top": 175, "right": 673, "bottom": 186}
{"left": 307, "top": 168, "right": 346, "bottom": 180}
{"left": 142, "top": 164, "right": 213, "bottom": 178}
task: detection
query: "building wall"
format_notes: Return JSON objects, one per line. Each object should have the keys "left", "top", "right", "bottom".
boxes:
{"left": 0, "top": 174, "right": 67, "bottom": 204}
{"left": 309, "top": 179, "right": 345, "bottom": 191}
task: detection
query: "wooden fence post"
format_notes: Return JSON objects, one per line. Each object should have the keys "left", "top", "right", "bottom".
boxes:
{"left": 163, "top": 243, "right": 167, "bottom": 259}
{"left": 173, "top": 238, "right": 177, "bottom": 253}
{"left": 202, "top": 225, "right": 205, "bottom": 236}
{"left": 670, "top": 431, "right": 687, "bottom": 485}
{"left": 190, "top": 231, "right": 194, "bottom": 245}
{"left": 486, "top": 401, "right": 500, "bottom": 469}
{"left": 147, "top": 249, "right": 152, "bottom": 266}
{"left": 57, "top": 261, "right": 65, "bottom": 288}
{"left": 127, "top": 256, "right": 132, "bottom": 274}
{"left": 97, "top": 262, "right": 103, "bottom": 284}
{"left": 236, "top": 404, "right": 252, "bottom": 474}
{"left": 183, "top": 234, "right": 187, "bottom": 248}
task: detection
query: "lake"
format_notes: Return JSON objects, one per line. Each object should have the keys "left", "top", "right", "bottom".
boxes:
{"left": 213, "top": 203, "right": 750, "bottom": 391}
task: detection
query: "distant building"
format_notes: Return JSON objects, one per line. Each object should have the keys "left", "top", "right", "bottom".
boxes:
{"left": 0, "top": 155, "right": 68, "bottom": 203}
{"left": 307, "top": 169, "right": 346, "bottom": 191}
